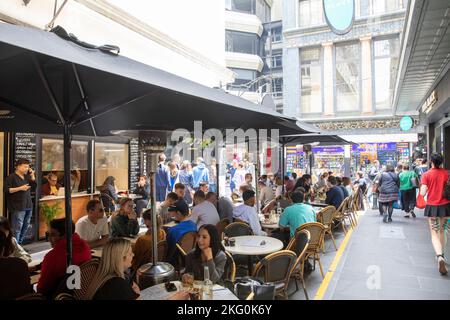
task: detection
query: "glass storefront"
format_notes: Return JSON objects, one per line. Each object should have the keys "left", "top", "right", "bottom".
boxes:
{"left": 95, "top": 142, "right": 129, "bottom": 191}
{"left": 41, "top": 139, "right": 89, "bottom": 196}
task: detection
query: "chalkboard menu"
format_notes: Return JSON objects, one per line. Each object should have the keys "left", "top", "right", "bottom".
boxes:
{"left": 129, "top": 138, "right": 140, "bottom": 190}
{"left": 14, "top": 133, "right": 37, "bottom": 167}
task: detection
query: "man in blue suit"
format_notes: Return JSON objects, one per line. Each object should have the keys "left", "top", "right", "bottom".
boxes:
{"left": 155, "top": 153, "right": 170, "bottom": 202}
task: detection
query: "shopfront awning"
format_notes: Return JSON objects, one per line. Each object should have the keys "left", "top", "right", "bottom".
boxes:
{"left": 0, "top": 24, "right": 310, "bottom": 136}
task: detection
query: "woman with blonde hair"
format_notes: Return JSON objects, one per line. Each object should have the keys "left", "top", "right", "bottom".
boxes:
{"left": 85, "top": 238, "right": 140, "bottom": 300}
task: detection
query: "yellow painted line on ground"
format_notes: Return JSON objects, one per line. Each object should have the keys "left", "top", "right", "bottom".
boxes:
{"left": 314, "top": 212, "right": 362, "bottom": 300}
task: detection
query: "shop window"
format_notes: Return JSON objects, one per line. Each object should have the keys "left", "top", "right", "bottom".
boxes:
{"left": 41, "top": 139, "right": 89, "bottom": 196}
{"left": 335, "top": 43, "right": 360, "bottom": 112}
{"left": 301, "top": 47, "right": 322, "bottom": 113}
{"left": 95, "top": 142, "right": 129, "bottom": 191}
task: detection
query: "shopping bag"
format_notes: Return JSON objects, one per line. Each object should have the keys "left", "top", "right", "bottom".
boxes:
{"left": 416, "top": 193, "right": 426, "bottom": 209}
{"left": 393, "top": 191, "right": 402, "bottom": 210}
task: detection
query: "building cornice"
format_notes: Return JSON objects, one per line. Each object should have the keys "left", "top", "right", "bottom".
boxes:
{"left": 225, "top": 52, "right": 264, "bottom": 72}
{"left": 225, "top": 10, "right": 263, "bottom": 36}
{"left": 75, "top": 0, "right": 234, "bottom": 83}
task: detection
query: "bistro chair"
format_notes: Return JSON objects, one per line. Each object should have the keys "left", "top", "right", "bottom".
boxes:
{"left": 252, "top": 250, "right": 297, "bottom": 299}
{"left": 334, "top": 197, "right": 351, "bottom": 234}
{"left": 223, "top": 251, "right": 237, "bottom": 283}
{"left": 100, "top": 192, "right": 115, "bottom": 216}
{"left": 295, "top": 222, "right": 326, "bottom": 278}
{"left": 74, "top": 259, "right": 100, "bottom": 300}
{"left": 286, "top": 230, "right": 311, "bottom": 299}
{"left": 174, "top": 231, "right": 197, "bottom": 276}
{"left": 316, "top": 205, "right": 337, "bottom": 252}
{"left": 223, "top": 222, "right": 253, "bottom": 238}
{"left": 54, "top": 293, "right": 75, "bottom": 300}
{"left": 216, "top": 218, "right": 230, "bottom": 240}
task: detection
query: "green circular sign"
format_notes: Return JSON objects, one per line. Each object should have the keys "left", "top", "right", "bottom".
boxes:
{"left": 400, "top": 116, "right": 413, "bottom": 131}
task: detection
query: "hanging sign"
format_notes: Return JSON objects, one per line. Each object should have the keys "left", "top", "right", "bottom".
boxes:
{"left": 323, "top": 0, "right": 355, "bottom": 35}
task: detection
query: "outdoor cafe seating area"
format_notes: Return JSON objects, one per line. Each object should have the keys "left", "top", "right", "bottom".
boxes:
{"left": 22, "top": 185, "right": 364, "bottom": 301}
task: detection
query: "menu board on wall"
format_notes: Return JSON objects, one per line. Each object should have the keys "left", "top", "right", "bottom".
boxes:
{"left": 14, "top": 133, "right": 37, "bottom": 167}
{"left": 129, "top": 138, "right": 140, "bottom": 191}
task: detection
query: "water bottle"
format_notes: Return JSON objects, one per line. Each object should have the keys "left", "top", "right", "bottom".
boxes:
{"left": 276, "top": 202, "right": 282, "bottom": 215}
{"left": 203, "top": 266, "right": 213, "bottom": 300}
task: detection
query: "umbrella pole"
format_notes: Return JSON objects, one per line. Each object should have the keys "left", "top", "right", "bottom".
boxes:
{"left": 63, "top": 124, "right": 73, "bottom": 267}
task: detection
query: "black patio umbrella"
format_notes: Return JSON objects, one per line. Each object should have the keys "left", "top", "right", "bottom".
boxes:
{"left": 280, "top": 134, "right": 353, "bottom": 145}
{"left": 0, "top": 24, "right": 312, "bottom": 266}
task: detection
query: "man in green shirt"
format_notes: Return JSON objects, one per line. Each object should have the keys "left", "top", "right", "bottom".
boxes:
{"left": 279, "top": 190, "right": 316, "bottom": 238}
{"left": 399, "top": 164, "right": 419, "bottom": 218}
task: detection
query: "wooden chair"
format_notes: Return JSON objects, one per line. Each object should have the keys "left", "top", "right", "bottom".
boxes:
{"left": 73, "top": 259, "right": 100, "bottom": 300}
{"left": 252, "top": 250, "right": 297, "bottom": 299}
{"left": 174, "top": 231, "right": 197, "bottom": 276}
{"left": 54, "top": 293, "right": 75, "bottom": 300}
{"left": 295, "top": 222, "right": 326, "bottom": 278}
{"left": 223, "top": 251, "right": 236, "bottom": 283}
{"left": 316, "top": 205, "right": 337, "bottom": 252}
{"left": 334, "top": 197, "right": 352, "bottom": 234}
{"left": 286, "top": 229, "right": 310, "bottom": 299}
{"left": 223, "top": 222, "right": 253, "bottom": 238}
{"left": 216, "top": 218, "right": 230, "bottom": 240}
{"left": 16, "top": 293, "right": 46, "bottom": 300}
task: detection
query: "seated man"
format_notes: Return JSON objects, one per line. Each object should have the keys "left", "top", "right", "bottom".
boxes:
{"left": 174, "top": 183, "right": 186, "bottom": 200}
{"left": 233, "top": 190, "right": 266, "bottom": 236}
{"left": 41, "top": 172, "right": 61, "bottom": 196}
{"left": 166, "top": 199, "right": 197, "bottom": 265}
{"left": 158, "top": 192, "right": 179, "bottom": 224}
{"left": 278, "top": 190, "right": 316, "bottom": 240}
{"left": 258, "top": 180, "right": 275, "bottom": 208}
{"left": 325, "top": 176, "right": 345, "bottom": 209}
{"left": 75, "top": 199, "right": 109, "bottom": 249}
{"left": 199, "top": 181, "right": 209, "bottom": 194}
{"left": 37, "top": 218, "right": 91, "bottom": 297}
{"left": 189, "top": 190, "right": 220, "bottom": 229}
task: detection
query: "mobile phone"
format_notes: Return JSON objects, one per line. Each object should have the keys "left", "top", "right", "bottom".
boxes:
{"left": 165, "top": 281, "right": 177, "bottom": 292}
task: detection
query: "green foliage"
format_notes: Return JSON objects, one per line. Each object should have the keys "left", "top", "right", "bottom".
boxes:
{"left": 40, "top": 201, "right": 63, "bottom": 226}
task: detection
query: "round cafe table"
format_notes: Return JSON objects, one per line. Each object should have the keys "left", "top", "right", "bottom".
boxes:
{"left": 223, "top": 235, "right": 283, "bottom": 275}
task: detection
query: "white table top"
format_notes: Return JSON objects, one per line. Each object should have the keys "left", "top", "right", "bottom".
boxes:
{"left": 139, "top": 281, "right": 238, "bottom": 300}
{"left": 258, "top": 214, "right": 280, "bottom": 229}
{"left": 223, "top": 235, "right": 283, "bottom": 256}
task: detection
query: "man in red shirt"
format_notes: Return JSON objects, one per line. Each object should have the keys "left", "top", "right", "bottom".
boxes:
{"left": 420, "top": 153, "right": 450, "bottom": 275}
{"left": 37, "top": 218, "right": 91, "bottom": 297}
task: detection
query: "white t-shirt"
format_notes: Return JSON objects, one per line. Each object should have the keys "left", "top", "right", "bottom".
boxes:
{"left": 189, "top": 200, "right": 220, "bottom": 229}
{"left": 75, "top": 215, "right": 109, "bottom": 243}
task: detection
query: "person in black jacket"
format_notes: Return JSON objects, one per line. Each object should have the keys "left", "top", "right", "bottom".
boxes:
{"left": 325, "top": 176, "right": 345, "bottom": 209}
{"left": 100, "top": 176, "right": 119, "bottom": 213}
{"left": 133, "top": 175, "right": 150, "bottom": 217}
{"left": 376, "top": 165, "right": 400, "bottom": 223}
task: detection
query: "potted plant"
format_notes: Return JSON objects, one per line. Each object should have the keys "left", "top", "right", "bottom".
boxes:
{"left": 40, "top": 201, "right": 63, "bottom": 240}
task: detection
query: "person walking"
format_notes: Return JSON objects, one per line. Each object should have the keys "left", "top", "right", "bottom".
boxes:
{"left": 377, "top": 165, "right": 400, "bottom": 223}
{"left": 399, "top": 164, "right": 419, "bottom": 218}
{"left": 4, "top": 158, "right": 36, "bottom": 245}
{"left": 192, "top": 157, "right": 209, "bottom": 191}
{"left": 208, "top": 158, "right": 218, "bottom": 194}
{"left": 178, "top": 160, "right": 194, "bottom": 205}
{"left": 420, "top": 153, "right": 449, "bottom": 275}
{"left": 155, "top": 154, "right": 170, "bottom": 203}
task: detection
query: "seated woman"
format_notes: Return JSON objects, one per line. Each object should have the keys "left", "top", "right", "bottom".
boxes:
{"left": 85, "top": 238, "right": 140, "bottom": 300}
{"left": 183, "top": 224, "right": 226, "bottom": 284}
{"left": 131, "top": 209, "right": 166, "bottom": 273}
{"left": 0, "top": 230, "right": 32, "bottom": 300}
{"left": 111, "top": 197, "right": 140, "bottom": 238}
{"left": 99, "top": 176, "right": 119, "bottom": 213}
{"left": 0, "top": 217, "right": 32, "bottom": 263}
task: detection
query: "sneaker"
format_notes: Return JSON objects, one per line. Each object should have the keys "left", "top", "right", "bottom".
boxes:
{"left": 388, "top": 218, "right": 392, "bottom": 223}
{"left": 383, "top": 215, "right": 388, "bottom": 223}
{"left": 438, "top": 256, "right": 448, "bottom": 275}
{"left": 411, "top": 211, "right": 416, "bottom": 218}
{"left": 404, "top": 213, "right": 410, "bottom": 218}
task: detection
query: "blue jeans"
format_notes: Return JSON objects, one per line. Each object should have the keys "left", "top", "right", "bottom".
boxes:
{"left": 11, "top": 209, "right": 33, "bottom": 244}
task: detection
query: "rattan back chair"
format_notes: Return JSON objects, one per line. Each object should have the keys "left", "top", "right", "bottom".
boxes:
{"left": 223, "top": 251, "right": 237, "bottom": 283}
{"left": 174, "top": 231, "right": 197, "bottom": 276}
{"left": 334, "top": 197, "right": 351, "bottom": 234}
{"left": 54, "top": 293, "right": 76, "bottom": 300}
{"left": 74, "top": 258, "right": 100, "bottom": 300}
{"left": 15, "top": 293, "right": 45, "bottom": 300}
{"left": 252, "top": 250, "right": 297, "bottom": 299}
{"left": 316, "top": 205, "right": 337, "bottom": 252}
{"left": 296, "top": 222, "right": 326, "bottom": 278}
{"left": 216, "top": 218, "right": 230, "bottom": 240}
{"left": 223, "top": 222, "right": 254, "bottom": 238}
{"left": 286, "top": 229, "right": 311, "bottom": 299}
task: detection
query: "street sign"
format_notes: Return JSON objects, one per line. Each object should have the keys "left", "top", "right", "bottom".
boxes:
{"left": 400, "top": 116, "right": 413, "bottom": 131}
{"left": 323, "top": 0, "right": 355, "bottom": 35}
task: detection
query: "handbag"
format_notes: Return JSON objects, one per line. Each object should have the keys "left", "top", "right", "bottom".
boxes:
{"left": 416, "top": 193, "right": 426, "bottom": 209}
{"left": 229, "top": 277, "right": 276, "bottom": 300}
